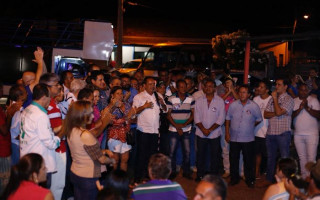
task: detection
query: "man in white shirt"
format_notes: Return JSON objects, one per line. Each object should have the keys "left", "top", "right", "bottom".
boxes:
{"left": 292, "top": 83, "right": 320, "bottom": 178}
{"left": 20, "top": 84, "right": 64, "bottom": 188}
{"left": 133, "top": 77, "right": 167, "bottom": 182}
{"left": 253, "top": 79, "right": 272, "bottom": 179}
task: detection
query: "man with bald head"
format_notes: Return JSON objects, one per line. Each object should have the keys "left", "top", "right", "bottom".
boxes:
{"left": 22, "top": 71, "right": 36, "bottom": 86}
{"left": 22, "top": 47, "right": 46, "bottom": 108}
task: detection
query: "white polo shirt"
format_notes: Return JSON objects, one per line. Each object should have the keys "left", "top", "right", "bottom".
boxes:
{"left": 20, "top": 102, "right": 60, "bottom": 173}
{"left": 133, "top": 91, "right": 167, "bottom": 134}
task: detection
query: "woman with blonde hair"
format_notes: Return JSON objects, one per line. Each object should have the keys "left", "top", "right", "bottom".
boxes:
{"left": 61, "top": 100, "right": 114, "bottom": 200}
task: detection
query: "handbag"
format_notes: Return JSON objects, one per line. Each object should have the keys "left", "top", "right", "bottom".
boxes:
{"left": 126, "top": 129, "right": 135, "bottom": 146}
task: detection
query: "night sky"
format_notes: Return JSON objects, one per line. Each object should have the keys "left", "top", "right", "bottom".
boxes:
{"left": 0, "top": 0, "right": 319, "bottom": 36}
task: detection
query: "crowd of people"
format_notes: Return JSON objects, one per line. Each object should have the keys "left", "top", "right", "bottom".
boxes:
{"left": 2, "top": 47, "right": 320, "bottom": 199}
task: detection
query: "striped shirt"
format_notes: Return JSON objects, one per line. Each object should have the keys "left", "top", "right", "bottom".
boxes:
{"left": 167, "top": 94, "right": 195, "bottom": 132}
{"left": 265, "top": 92, "right": 294, "bottom": 135}
{"left": 132, "top": 180, "right": 187, "bottom": 200}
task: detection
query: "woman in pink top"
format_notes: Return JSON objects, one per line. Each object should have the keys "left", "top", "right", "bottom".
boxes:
{"left": 1, "top": 153, "right": 53, "bottom": 200}
{"left": 220, "top": 78, "right": 239, "bottom": 112}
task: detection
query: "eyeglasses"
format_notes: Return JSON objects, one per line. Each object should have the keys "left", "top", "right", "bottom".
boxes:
{"left": 47, "top": 83, "right": 61, "bottom": 88}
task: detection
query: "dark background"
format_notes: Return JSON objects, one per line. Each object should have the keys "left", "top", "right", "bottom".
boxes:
{"left": 1, "top": 0, "right": 319, "bottom": 36}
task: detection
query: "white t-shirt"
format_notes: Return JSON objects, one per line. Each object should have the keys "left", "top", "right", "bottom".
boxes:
{"left": 293, "top": 96, "right": 320, "bottom": 135}
{"left": 253, "top": 95, "right": 272, "bottom": 138}
{"left": 133, "top": 91, "right": 167, "bottom": 134}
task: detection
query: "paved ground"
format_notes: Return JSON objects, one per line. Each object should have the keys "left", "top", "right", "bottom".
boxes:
{"left": 174, "top": 171, "right": 268, "bottom": 200}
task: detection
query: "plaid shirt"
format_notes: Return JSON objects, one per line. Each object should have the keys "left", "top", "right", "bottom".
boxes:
{"left": 265, "top": 92, "right": 294, "bottom": 135}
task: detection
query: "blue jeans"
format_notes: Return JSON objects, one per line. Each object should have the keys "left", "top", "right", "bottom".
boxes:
{"left": 70, "top": 171, "right": 98, "bottom": 200}
{"left": 190, "top": 127, "right": 196, "bottom": 167}
{"left": 11, "top": 143, "right": 20, "bottom": 166}
{"left": 266, "top": 131, "right": 291, "bottom": 182}
{"left": 169, "top": 131, "right": 191, "bottom": 174}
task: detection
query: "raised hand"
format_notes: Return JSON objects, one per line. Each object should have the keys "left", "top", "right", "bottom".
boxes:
{"left": 32, "top": 47, "right": 44, "bottom": 63}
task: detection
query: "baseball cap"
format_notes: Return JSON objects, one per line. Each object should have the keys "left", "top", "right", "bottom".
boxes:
{"left": 306, "top": 159, "right": 320, "bottom": 181}
{"left": 156, "top": 80, "right": 165, "bottom": 88}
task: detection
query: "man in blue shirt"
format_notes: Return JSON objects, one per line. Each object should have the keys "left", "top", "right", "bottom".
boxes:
{"left": 194, "top": 79, "right": 225, "bottom": 181}
{"left": 120, "top": 73, "right": 138, "bottom": 105}
{"left": 226, "top": 84, "right": 262, "bottom": 188}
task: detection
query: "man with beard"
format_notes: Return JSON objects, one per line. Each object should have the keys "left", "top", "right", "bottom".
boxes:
{"left": 90, "top": 70, "right": 109, "bottom": 111}
{"left": 120, "top": 73, "right": 138, "bottom": 105}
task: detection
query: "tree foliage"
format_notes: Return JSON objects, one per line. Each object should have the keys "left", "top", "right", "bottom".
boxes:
{"left": 212, "top": 30, "right": 270, "bottom": 71}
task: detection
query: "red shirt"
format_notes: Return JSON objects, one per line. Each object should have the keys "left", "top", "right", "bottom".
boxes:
{"left": 47, "top": 98, "right": 66, "bottom": 153}
{"left": 0, "top": 107, "right": 11, "bottom": 157}
{"left": 8, "top": 181, "right": 50, "bottom": 200}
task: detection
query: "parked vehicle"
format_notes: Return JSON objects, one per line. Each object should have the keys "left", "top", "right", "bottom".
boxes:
{"left": 142, "top": 42, "right": 215, "bottom": 74}
{"left": 117, "top": 59, "right": 142, "bottom": 76}
{"left": 54, "top": 56, "right": 88, "bottom": 79}
{"left": 117, "top": 42, "right": 216, "bottom": 77}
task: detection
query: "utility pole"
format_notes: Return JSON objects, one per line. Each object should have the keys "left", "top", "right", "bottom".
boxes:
{"left": 291, "top": 19, "right": 297, "bottom": 61}
{"left": 116, "top": 0, "right": 123, "bottom": 68}
{"left": 291, "top": 18, "right": 297, "bottom": 72}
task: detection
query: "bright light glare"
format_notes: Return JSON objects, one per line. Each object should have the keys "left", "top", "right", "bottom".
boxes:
{"left": 304, "top": 15, "right": 309, "bottom": 19}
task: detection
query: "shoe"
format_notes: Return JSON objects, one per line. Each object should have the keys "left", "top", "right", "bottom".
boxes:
{"left": 229, "top": 179, "right": 240, "bottom": 186}
{"left": 183, "top": 172, "right": 192, "bottom": 180}
{"left": 222, "top": 172, "right": 230, "bottom": 178}
{"left": 190, "top": 166, "right": 197, "bottom": 172}
{"left": 195, "top": 176, "right": 203, "bottom": 182}
{"left": 246, "top": 181, "right": 255, "bottom": 188}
